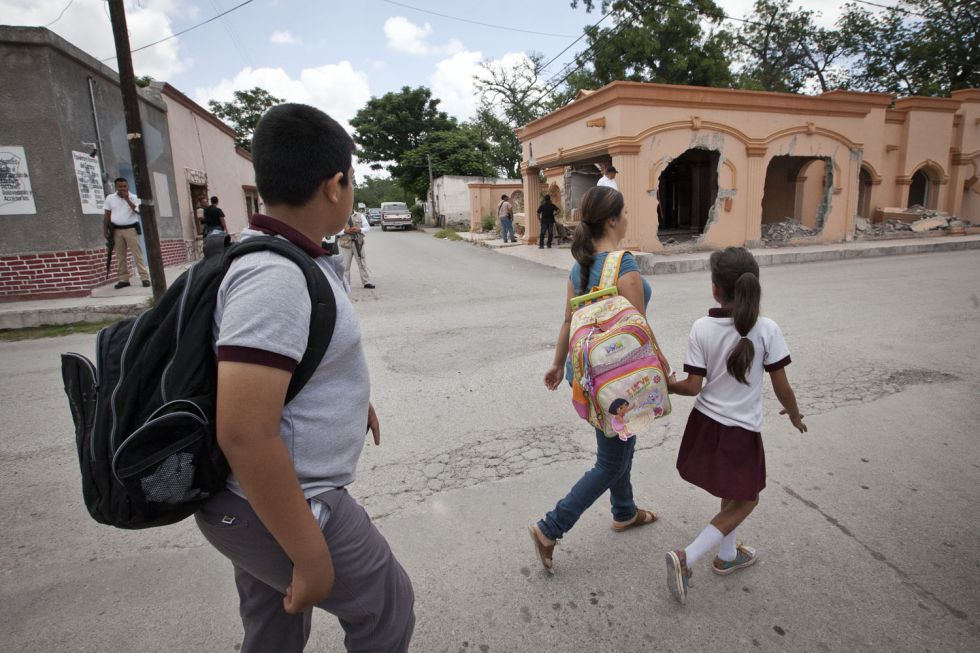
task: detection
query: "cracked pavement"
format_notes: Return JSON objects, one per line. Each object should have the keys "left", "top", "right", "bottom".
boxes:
{"left": 1, "top": 233, "right": 978, "bottom": 652}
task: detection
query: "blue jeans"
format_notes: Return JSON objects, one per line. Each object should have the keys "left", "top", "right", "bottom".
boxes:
{"left": 538, "top": 428, "right": 637, "bottom": 540}
{"left": 500, "top": 217, "right": 515, "bottom": 242}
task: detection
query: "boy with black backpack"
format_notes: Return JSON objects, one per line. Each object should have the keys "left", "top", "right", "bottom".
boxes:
{"left": 197, "top": 105, "right": 414, "bottom": 651}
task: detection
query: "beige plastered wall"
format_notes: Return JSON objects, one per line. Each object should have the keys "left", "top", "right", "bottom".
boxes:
{"left": 468, "top": 183, "right": 522, "bottom": 231}
{"left": 517, "top": 82, "right": 980, "bottom": 251}
{"left": 160, "top": 86, "right": 257, "bottom": 245}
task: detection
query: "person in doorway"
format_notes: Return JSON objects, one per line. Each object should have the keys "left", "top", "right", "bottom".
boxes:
{"left": 597, "top": 165, "right": 619, "bottom": 191}
{"left": 663, "top": 247, "right": 806, "bottom": 605}
{"left": 497, "top": 194, "right": 517, "bottom": 243}
{"left": 203, "top": 196, "right": 228, "bottom": 235}
{"left": 529, "top": 185, "right": 670, "bottom": 574}
{"left": 195, "top": 103, "right": 414, "bottom": 652}
{"left": 338, "top": 210, "right": 375, "bottom": 289}
{"left": 536, "top": 194, "right": 559, "bottom": 249}
{"left": 103, "top": 177, "right": 149, "bottom": 289}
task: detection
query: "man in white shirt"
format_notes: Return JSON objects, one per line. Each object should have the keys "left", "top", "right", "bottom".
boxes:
{"left": 102, "top": 177, "right": 149, "bottom": 289}
{"left": 338, "top": 211, "right": 375, "bottom": 289}
{"left": 597, "top": 165, "right": 619, "bottom": 192}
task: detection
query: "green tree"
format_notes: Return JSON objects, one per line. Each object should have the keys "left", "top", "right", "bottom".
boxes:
{"left": 208, "top": 87, "right": 284, "bottom": 151}
{"left": 354, "top": 175, "right": 405, "bottom": 207}
{"left": 565, "top": 0, "right": 734, "bottom": 95}
{"left": 733, "top": 0, "right": 849, "bottom": 93}
{"left": 350, "top": 86, "right": 456, "bottom": 172}
{"left": 395, "top": 125, "right": 495, "bottom": 199}
{"left": 472, "top": 108, "right": 522, "bottom": 179}
{"left": 839, "top": 0, "right": 979, "bottom": 96}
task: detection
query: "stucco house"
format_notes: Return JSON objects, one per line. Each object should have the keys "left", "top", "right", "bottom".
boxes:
{"left": 515, "top": 82, "right": 980, "bottom": 251}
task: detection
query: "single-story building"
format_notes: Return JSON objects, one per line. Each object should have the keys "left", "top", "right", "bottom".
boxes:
{"left": 515, "top": 82, "right": 980, "bottom": 250}
{"left": 0, "top": 26, "right": 184, "bottom": 300}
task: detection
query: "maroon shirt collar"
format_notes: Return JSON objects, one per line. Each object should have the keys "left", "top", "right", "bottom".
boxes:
{"left": 249, "top": 213, "right": 330, "bottom": 257}
{"left": 708, "top": 307, "right": 733, "bottom": 318}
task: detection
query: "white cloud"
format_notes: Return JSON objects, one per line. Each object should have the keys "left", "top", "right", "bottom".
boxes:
{"left": 383, "top": 16, "right": 433, "bottom": 55}
{"left": 269, "top": 30, "right": 300, "bottom": 46}
{"left": 193, "top": 62, "right": 372, "bottom": 134}
{"left": 0, "top": 0, "right": 187, "bottom": 80}
{"left": 382, "top": 16, "right": 462, "bottom": 56}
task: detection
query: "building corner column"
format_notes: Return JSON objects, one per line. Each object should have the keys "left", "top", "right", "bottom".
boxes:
{"left": 521, "top": 164, "right": 541, "bottom": 244}
{"left": 609, "top": 144, "right": 649, "bottom": 250}
{"left": 744, "top": 145, "right": 768, "bottom": 245}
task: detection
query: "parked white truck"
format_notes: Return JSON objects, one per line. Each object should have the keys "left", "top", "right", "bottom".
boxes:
{"left": 380, "top": 201, "right": 412, "bottom": 231}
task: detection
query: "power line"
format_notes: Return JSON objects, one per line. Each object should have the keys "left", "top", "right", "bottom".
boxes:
{"left": 851, "top": 0, "right": 930, "bottom": 19}
{"left": 210, "top": 0, "right": 254, "bottom": 67}
{"left": 379, "top": 0, "right": 576, "bottom": 38}
{"left": 540, "top": 11, "right": 613, "bottom": 73}
{"left": 100, "top": 0, "right": 255, "bottom": 62}
{"left": 44, "top": 0, "right": 74, "bottom": 27}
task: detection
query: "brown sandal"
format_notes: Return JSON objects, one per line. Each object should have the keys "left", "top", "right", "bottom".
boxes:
{"left": 528, "top": 524, "right": 555, "bottom": 574}
{"left": 611, "top": 508, "right": 658, "bottom": 532}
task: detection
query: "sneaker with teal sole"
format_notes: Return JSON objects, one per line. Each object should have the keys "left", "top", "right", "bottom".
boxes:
{"left": 712, "top": 544, "right": 758, "bottom": 576}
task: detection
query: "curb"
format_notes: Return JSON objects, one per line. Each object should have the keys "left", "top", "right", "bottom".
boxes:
{"left": 635, "top": 237, "right": 980, "bottom": 275}
{"left": 0, "top": 299, "right": 149, "bottom": 330}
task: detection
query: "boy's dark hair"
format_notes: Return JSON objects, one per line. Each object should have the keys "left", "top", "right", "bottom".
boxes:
{"left": 709, "top": 247, "right": 761, "bottom": 385}
{"left": 543, "top": 194, "right": 551, "bottom": 202}
{"left": 114, "top": 177, "right": 127, "bottom": 185}
{"left": 210, "top": 196, "right": 218, "bottom": 204}
{"left": 609, "top": 398, "right": 629, "bottom": 415}
{"left": 251, "top": 103, "right": 354, "bottom": 206}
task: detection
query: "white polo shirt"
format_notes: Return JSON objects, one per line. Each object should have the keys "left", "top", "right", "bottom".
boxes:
{"left": 684, "top": 308, "right": 791, "bottom": 432}
{"left": 597, "top": 175, "right": 619, "bottom": 191}
{"left": 104, "top": 193, "right": 141, "bottom": 226}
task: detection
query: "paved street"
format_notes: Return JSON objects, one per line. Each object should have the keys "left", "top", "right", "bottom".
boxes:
{"left": 1, "top": 231, "right": 979, "bottom": 652}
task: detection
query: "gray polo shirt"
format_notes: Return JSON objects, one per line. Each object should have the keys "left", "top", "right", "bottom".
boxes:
{"left": 213, "top": 224, "right": 370, "bottom": 499}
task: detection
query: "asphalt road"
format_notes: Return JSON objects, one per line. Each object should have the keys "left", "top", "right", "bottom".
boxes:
{"left": 1, "top": 231, "right": 979, "bottom": 652}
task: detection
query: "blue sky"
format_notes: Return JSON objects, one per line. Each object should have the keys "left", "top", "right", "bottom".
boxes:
{"left": 4, "top": 0, "right": 847, "bottom": 173}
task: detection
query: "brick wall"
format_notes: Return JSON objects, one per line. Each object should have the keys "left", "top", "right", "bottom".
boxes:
{"left": 0, "top": 239, "right": 187, "bottom": 302}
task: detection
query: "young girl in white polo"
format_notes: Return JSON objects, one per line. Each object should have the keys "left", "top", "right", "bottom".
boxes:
{"left": 664, "top": 247, "right": 806, "bottom": 605}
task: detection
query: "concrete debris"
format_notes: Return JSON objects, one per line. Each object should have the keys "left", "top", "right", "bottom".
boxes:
{"left": 761, "top": 218, "right": 820, "bottom": 243}
{"left": 854, "top": 216, "right": 872, "bottom": 233}
{"left": 910, "top": 216, "right": 949, "bottom": 233}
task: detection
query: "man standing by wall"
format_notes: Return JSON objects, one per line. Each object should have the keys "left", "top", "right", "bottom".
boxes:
{"left": 597, "top": 165, "right": 619, "bottom": 191}
{"left": 203, "top": 196, "right": 228, "bottom": 235}
{"left": 536, "top": 194, "right": 560, "bottom": 249}
{"left": 497, "top": 193, "right": 517, "bottom": 243}
{"left": 339, "top": 210, "right": 375, "bottom": 289}
{"left": 103, "top": 177, "right": 149, "bottom": 289}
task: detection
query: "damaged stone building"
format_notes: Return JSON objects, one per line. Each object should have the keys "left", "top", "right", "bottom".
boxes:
{"left": 515, "top": 82, "right": 980, "bottom": 251}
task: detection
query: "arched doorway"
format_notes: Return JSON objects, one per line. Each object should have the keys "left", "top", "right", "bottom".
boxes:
{"left": 761, "top": 155, "right": 832, "bottom": 233}
{"left": 657, "top": 148, "right": 720, "bottom": 242}
{"left": 908, "top": 169, "right": 932, "bottom": 209}
{"left": 857, "top": 166, "right": 873, "bottom": 219}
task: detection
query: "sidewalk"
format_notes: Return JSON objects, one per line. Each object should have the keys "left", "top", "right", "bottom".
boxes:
{"left": 0, "top": 263, "right": 191, "bottom": 330}
{"left": 462, "top": 231, "right": 980, "bottom": 274}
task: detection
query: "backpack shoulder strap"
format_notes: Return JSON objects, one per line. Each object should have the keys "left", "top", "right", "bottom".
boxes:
{"left": 226, "top": 237, "right": 336, "bottom": 404}
{"left": 598, "top": 250, "right": 627, "bottom": 289}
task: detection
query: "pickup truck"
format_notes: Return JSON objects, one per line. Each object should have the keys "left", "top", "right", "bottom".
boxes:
{"left": 380, "top": 201, "right": 412, "bottom": 231}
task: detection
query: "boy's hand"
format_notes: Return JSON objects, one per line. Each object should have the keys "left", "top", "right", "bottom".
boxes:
{"left": 544, "top": 364, "right": 564, "bottom": 390}
{"left": 779, "top": 409, "right": 807, "bottom": 434}
{"left": 367, "top": 402, "right": 381, "bottom": 445}
{"left": 283, "top": 552, "right": 334, "bottom": 614}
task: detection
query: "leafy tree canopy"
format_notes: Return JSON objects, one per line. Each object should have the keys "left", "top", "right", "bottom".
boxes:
{"left": 350, "top": 86, "right": 456, "bottom": 171}
{"left": 395, "top": 125, "right": 495, "bottom": 199}
{"left": 208, "top": 87, "right": 284, "bottom": 151}
{"left": 354, "top": 175, "right": 405, "bottom": 207}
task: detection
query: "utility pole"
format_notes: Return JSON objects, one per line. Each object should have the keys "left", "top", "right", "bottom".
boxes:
{"left": 107, "top": 0, "right": 166, "bottom": 301}
{"left": 426, "top": 153, "right": 440, "bottom": 227}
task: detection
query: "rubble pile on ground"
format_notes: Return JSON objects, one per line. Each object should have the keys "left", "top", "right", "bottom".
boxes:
{"left": 855, "top": 216, "right": 913, "bottom": 236}
{"left": 856, "top": 206, "right": 972, "bottom": 238}
{"left": 761, "top": 218, "right": 821, "bottom": 243}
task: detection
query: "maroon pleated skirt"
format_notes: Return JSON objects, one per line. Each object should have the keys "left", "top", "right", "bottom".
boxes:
{"left": 676, "top": 408, "right": 766, "bottom": 501}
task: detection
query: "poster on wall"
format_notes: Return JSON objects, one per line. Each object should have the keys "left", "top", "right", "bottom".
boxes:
{"left": 0, "top": 146, "right": 37, "bottom": 215}
{"left": 153, "top": 171, "right": 173, "bottom": 217}
{"left": 73, "top": 151, "right": 106, "bottom": 214}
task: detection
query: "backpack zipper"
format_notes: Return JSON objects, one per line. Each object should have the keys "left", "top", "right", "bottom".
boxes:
{"left": 160, "top": 263, "right": 197, "bottom": 403}
{"left": 108, "top": 311, "right": 146, "bottom": 454}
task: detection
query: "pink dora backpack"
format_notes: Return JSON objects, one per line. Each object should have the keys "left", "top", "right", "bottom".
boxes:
{"left": 569, "top": 251, "right": 671, "bottom": 438}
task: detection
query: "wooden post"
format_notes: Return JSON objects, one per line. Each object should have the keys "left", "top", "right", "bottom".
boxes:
{"left": 107, "top": 0, "right": 166, "bottom": 301}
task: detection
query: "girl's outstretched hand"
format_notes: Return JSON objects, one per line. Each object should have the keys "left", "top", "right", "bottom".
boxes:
{"left": 544, "top": 364, "right": 564, "bottom": 390}
{"left": 779, "top": 409, "right": 807, "bottom": 434}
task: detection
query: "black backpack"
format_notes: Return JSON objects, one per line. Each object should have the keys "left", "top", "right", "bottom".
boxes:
{"left": 60, "top": 235, "right": 336, "bottom": 529}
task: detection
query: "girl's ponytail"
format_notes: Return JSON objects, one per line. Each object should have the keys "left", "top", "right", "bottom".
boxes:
{"left": 727, "top": 271, "right": 760, "bottom": 384}
{"left": 709, "top": 247, "right": 761, "bottom": 385}
{"left": 572, "top": 186, "right": 624, "bottom": 293}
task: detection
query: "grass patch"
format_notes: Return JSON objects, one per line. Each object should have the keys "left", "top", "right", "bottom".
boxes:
{"left": 0, "top": 319, "right": 117, "bottom": 342}
{"left": 434, "top": 228, "right": 462, "bottom": 241}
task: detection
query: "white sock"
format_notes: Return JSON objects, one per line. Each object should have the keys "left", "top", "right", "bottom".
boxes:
{"left": 718, "top": 529, "right": 738, "bottom": 562}
{"left": 683, "top": 524, "right": 725, "bottom": 566}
